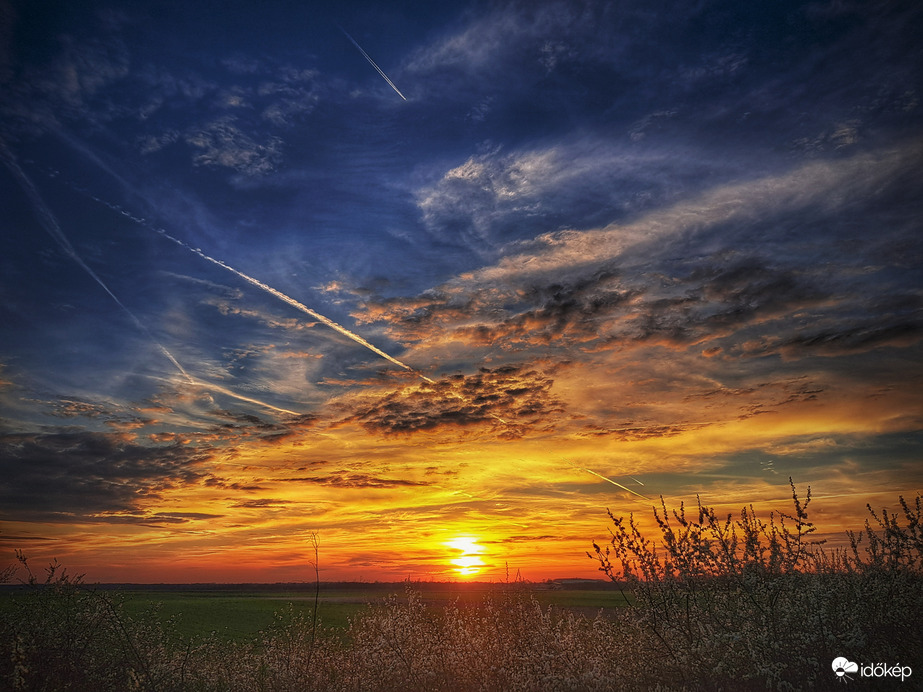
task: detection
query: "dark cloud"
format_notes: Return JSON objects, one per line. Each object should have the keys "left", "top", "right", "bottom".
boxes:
{"left": 203, "top": 475, "right": 266, "bottom": 491}
{"left": 680, "top": 377, "right": 826, "bottom": 421}
{"left": 74, "top": 510, "right": 223, "bottom": 526}
{"left": 230, "top": 498, "right": 293, "bottom": 508}
{"left": 209, "top": 410, "right": 286, "bottom": 430}
{"left": 208, "top": 410, "right": 316, "bottom": 444}
{"left": 713, "top": 291, "right": 923, "bottom": 360}
{"left": 626, "top": 258, "right": 825, "bottom": 347}
{"left": 578, "top": 423, "right": 708, "bottom": 441}
{"left": 278, "top": 473, "right": 429, "bottom": 489}
{"left": 0, "top": 431, "right": 212, "bottom": 521}
{"left": 344, "top": 365, "right": 564, "bottom": 439}
{"left": 691, "top": 260, "right": 818, "bottom": 324}
{"left": 766, "top": 320, "right": 923, "bottom": 359}
{"left": 456, "top": 270, "right": 639, "bottom": 348}
{"left": 685, "top": 378, "right": 825, "bottom": 403}
{"left": 152, "top": 511, "right": 221, "bottom": 520}
{"left": 361, "top": 256, "right": 827, "bottom": 355}
{"left": 46, "top": 398, "right": 158, "bottom": 433}
{"left": 365, "top": 209, "right": 920, "bottom": 370}
{"left": 424, "top": 466, "right": 459, "bottom": 476}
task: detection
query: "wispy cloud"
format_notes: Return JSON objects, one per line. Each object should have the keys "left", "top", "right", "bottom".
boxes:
{"left": 367, "top": 141, "right": 923, "bottom": 363}
{"left": 230, "top": 498, "right": 294, "bottom": 508}
{"left": 184, "top": 117, "right": 283, "bottom": 176}
{"left": 277, "top": 472, "right": 429, "bottom": 489}
{"left": 414, "top": 139, "right": 716, "bottom": 253}
{"left": 0, "top": 139, "right": 196, "bottom": 383}
{"left": 404, "top": 1, "right": 625, "bottom": 77}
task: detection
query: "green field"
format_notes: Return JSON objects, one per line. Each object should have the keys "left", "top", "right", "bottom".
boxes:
{"left": 118, "top": 590, "right": 361, "bottom": 641}
{"left": 109, "top": 582, "right": 630, "bottom": 642}
{"left": 2, "top": 581, "right": 630, "bottom": 643}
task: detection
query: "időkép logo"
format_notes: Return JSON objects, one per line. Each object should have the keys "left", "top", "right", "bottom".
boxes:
{"left": 832, "top": 657, "right": 912, "bottom": 683}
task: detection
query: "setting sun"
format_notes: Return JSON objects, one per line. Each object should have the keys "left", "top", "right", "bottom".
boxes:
{"left": 447, "top": 537, "right": 485, "bottom": 577}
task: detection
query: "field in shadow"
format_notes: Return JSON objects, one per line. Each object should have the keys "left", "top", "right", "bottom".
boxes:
{"left": 62, "top": 582, "right": 627, "bottom": 642}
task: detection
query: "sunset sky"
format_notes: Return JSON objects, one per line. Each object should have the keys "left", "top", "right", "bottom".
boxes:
{"left": 1, "top": 0, "right": 921, "bottom": 583}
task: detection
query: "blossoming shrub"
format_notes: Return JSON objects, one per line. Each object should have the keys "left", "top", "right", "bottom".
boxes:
{"left": 0, "top": 553, "right": 196, "bottom": 691}
{"left": 342, "top": 586, "right": 619, "bottom": 691}
{"left": 589, "top": 481, "right": 923, "bottom": 690}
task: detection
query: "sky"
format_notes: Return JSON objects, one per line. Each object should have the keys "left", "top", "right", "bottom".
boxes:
{"left": 0, "top": 0, "right": 921, "bottom": 583}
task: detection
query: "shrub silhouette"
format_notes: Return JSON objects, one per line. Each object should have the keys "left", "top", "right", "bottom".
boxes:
{"left": 0, "top": 551, "right": 177, "bottom": 691}
{"left": 588, "top": 479, "right": 923, "bottom": 690}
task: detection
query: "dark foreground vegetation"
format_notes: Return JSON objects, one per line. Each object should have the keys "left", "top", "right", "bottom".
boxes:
{"left": 2, "top": 481, "right": 921, "bottom": 691}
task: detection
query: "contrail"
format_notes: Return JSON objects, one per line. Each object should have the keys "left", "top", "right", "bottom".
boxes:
{"left": 0, "top": 141, "right": 299, "bottom": 417}
{"left": 578, "top": 465, "right": 651, "bottom": 501}
{"left": 178, "top": 378, "right": 299, "bottom": 416}
{"left": 568, "top": 462, "right": 651, "bottom": 501}
{"left": 29, "top": 159, "right": 433, "bottom": 386}
{"left": 0, "top": 141, "right": 191, "bottom": 380}
{"left": 155, "top": 230, "right": 434, "bottom": 384}
{"left": 338, "top": 24, "right": 407, "bottom": 101}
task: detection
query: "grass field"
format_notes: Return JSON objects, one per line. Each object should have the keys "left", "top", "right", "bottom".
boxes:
{"left": 118, "top": 590, "right": 361, "bottom": 641}
{"left": 104, "top": 582, "right": 629, "bottom": 642}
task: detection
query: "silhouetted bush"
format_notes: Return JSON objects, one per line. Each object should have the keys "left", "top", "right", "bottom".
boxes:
{"left": 589, "top": 480, "right": 923, "bottom": 690}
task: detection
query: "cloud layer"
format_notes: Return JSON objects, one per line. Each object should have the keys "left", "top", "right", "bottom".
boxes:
{"left": 0, "top": 0, "right": 920, "bottom": 581}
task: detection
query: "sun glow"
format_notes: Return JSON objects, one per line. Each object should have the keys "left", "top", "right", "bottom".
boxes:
{"left": 447, "top": 536, "right": 485, "bottom": 577}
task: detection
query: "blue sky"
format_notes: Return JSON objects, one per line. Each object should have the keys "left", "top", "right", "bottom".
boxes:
{"left": 1, "top": 0, "right": 921, "bottom": 581}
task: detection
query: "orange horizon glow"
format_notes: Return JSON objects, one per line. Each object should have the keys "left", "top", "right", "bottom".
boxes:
{"left": 4, "top": 479, "right": 915, "bottom": 585}
{"left": 3, "top": 373, "right": 921, "bottom": 585}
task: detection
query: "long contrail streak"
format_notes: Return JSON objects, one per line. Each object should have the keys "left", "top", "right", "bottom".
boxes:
{"left": 581, "top": 467, "right": 651, "bottom": 501}
{"left": 155, "top": 230, "right": 434, "bottom": 384}
{"left": 180, "top": 379, "right": 299, "bottom": 416}
{"left": 31, "top": 159, "right": 433, "bottom": 386}
{"left": 1, "top": 142, "right": 299, "bottom": 417}
{"left": 337, "top": 24, "right": 407, "bottom": 101}
{"left": 0, "top": 141, "right": 192, "bottom": 381}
